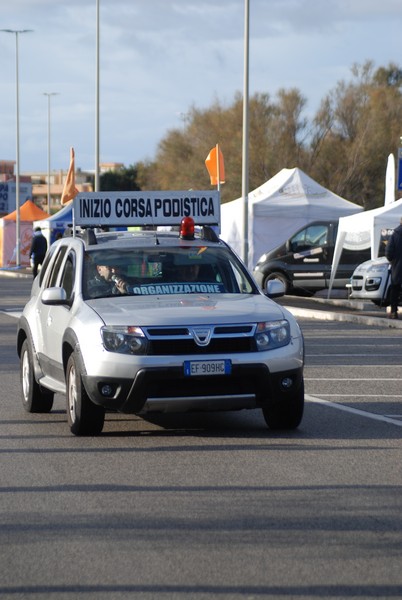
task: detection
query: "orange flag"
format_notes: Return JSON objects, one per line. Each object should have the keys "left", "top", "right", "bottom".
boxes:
{"left": 205, "top": 144, "right": 225, "bottom": 185}
{"left": 61, "top": 147, "right": 79, "bottom": 205}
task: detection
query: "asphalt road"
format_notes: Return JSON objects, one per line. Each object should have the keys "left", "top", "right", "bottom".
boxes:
{"left": 1, "top": 275, "right": 402, "bottom": 599}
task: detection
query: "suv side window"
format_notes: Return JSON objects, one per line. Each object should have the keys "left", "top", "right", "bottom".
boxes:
{"left": 38, "top": 245, "right": 56, "bottom": 287}
{"left": 228, "top": 262, "right": 253, "bottom": 293}
{"left": 59, "top": 253, "right": 75, "bottom": 300}
{"left": 290, "top": 224, "right": 329, "bottom": 253}
{"left": 46, "top": 246, "right": 68, "bottom": 288}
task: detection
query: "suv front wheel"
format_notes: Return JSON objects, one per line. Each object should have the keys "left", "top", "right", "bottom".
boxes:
{"left": 66, "top": 353, "right": 105, "bottom": 436}
{"left": 20, "top": 339, "right": 54, "bottom": 413}
{"left": 262, "top": 379, "right": 304, "bottom": 430}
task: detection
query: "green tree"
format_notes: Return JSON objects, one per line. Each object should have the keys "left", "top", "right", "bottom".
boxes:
{"left": 135, "top": 60, "right": 402, "bottom": 210}
{"left": 140, "top": 90, "right": 308, "bottom": 204}
{"left": 309, "top": 61, "right": 402, "bottom": 208}
{"left": 100, "top": 165, "right": 141, "bottom": 191}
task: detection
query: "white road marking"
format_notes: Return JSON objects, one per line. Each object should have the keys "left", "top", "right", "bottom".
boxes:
{"left": 308, "top": 353, "right": 402, "bottom": 357}
{"left": 308, "top": 344, "right": 399, "bottom": 348}
{"left": 306, "top": 378, "right": 402, "bottom": 381}
{"left": 0, "top": 311, "right": 22, "bottom": 319}
{"left": 310, "top": 393, "right": 402, "bottom": 398}
{"left": 306, "top": 394, "right": 402, "bottom": 427}
{"left": 307, "top": 365, "right": 402, "bottom": 368}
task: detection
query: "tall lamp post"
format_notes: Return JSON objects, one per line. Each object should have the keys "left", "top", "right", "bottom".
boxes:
{"left": 1, "top": 28, "right": 32, "bottom": 267}
{"left": 1, "top": 29, "right": 32, "bottom": 267}
{"left": 241, "top": 0, "right": 250, "bottom": 265}
{"left": 95, "top": 0, "right": 100, "bottom": 192}
{"left": 43, "top": 92, "right": 59, "bottom": 214}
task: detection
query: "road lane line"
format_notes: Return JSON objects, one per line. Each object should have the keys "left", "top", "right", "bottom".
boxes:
{"left": 307, "top": 365, "right": 402, "bottom": 368}
{"left": 306, "top": 378, "right": 402, "bottom": 381}
{"left": 308, "top": 353, "right": 402, "bottom": 357}
{"left": 310, "top": 394, "right": 402, "bottom": 397}
{"left": 306, "top": 394, "right": 402, "bottom": 427}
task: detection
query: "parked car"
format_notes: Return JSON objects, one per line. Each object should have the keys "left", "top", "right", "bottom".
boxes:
{"left": 349, "top": 256, "right": 401, "bottom": 306}
{"left": 253, "top": 221, "right": 370, "bottom": 295}
{"left": 17, "top": 214, "right": 305, "bottom": 436}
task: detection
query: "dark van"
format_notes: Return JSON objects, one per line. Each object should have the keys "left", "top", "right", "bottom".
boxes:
{"left": 252, "top": 221, "right": 371, "bottom": 295}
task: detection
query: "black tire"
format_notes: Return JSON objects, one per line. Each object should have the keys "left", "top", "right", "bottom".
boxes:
{"left": 372, "top": 299, "right": 389, "bottom": 307}
{"left": 262, "top": 379, "right": 304, "bottom": 430}
{"left": 264, "top": 271, "right": 289, "bottom": 295}
{"left": 20, "top": 339, "right": 54, "bottom": 413}
{"left": 66, "top": 353, "right": 105, "bottom": 436}
{"left": 372, "top": 288, "right": 391, "bottom": 307}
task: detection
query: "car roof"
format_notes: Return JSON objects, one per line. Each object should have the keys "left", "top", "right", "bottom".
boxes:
{"left": 61, "top": 226, "right": 225, "bottom": 252}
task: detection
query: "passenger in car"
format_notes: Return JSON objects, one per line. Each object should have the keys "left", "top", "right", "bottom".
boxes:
{"left": 161, "top": 262, "right": 200, "bottom": 283}
{"left": 176, "top": 263, "right": 200, "bottom": 281}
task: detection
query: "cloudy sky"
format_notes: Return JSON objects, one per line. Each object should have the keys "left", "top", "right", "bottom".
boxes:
{"left": 0, "top": 0, "right": 401, "bottom": 174}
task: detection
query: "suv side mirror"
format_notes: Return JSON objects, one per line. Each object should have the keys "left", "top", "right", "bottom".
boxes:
{"left": 42, "top": 287, "right": 69, "bottom": 306}
{"left": 265, "top": 279, "right": 285, "bottom": 298}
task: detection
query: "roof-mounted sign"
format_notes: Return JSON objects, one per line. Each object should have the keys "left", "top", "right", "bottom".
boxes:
{"left": 73, "top": 191, "right": 220, "bottom": 227}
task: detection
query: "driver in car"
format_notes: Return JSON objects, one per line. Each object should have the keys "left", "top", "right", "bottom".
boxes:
{"left": 87, "top": 263, "right": 129, "bottom": 297}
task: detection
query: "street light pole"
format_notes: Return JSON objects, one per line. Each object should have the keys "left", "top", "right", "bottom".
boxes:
{"left": 241, "top": 0, "right": 250, "bottom": 266}
{"left": 0, "top": 28, "right": 33, "bottom": 267}
{"left": 95, "top": 0, "right": 100, "bottom": 192}
{"left": 43, "top": 92, "right": 59, "bottom": 214}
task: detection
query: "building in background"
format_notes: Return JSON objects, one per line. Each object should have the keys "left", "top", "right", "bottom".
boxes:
{"left": 29, "top": 168, "right": 93, "bottom": 212}
{"left": 0, "top": 160, "right": 124, "bottom": 215}
{"left": 0, "top": 160, "right": 32, "bottom": 215}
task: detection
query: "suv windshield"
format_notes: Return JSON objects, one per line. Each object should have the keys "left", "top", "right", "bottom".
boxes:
{"left": 83, "top": 246, "right": 256, "bottom": 299}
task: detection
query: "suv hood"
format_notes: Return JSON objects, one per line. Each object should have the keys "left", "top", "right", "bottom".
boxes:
{"left": 87, "top": 293, "right": 286, "bottom": 326}
{"left": 354, "top": 256, "right": 388, "bottom": 273}
{"left": 360, "top": 256, "right": 388, "bottom": 268}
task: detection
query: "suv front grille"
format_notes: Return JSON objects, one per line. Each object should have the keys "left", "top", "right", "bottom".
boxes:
{"left": 351, "top": 275, "right": 363, "bottom": 291}
{"left": 150, "top": 338, "right": 255, "bottom": 355}
{"left": 144, "top": 324, "right": 257, "bottom": 355}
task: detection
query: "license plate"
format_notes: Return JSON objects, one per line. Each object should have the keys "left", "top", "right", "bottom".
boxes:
{"left": 184, "top": 359, "right": 231, "bottom": 376}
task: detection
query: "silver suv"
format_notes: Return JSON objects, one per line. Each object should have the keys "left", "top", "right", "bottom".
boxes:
{"left": 17, "top": 220, "right": 304, "bottom": 435}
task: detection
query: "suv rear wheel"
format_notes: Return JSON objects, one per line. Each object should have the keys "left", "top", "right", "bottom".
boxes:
{"left": 20, "top": 339, "right": 54, "bottom": 413}
{"left": 66, "top": 353, "right": 105, "bottom": 436}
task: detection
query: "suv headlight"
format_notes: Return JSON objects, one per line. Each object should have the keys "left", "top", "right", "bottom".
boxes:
{"left": 101, "top": 326, "right": 149, "bottom": 355}
{"left": 256, "top": 253, "right": 268, "bottom": 265}
{"left": 255, "top": 319, "right": 290, "bottom": 351}
{"left": 366, "top": 263, "right": 389, "bottom": 274}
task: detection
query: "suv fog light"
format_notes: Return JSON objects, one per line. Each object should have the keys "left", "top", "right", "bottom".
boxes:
{"left": 281, "top": 377, "right": 293, "bottom": 389}
{"left": 100, "top": 384, "right": 114, "bottom": 397}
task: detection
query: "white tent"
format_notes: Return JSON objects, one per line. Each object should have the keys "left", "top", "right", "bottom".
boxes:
{"left": 34, "top": 202, "right": 73, "bottom": 246}
{"left": 220, "top": 167, "right": 363, "bottom": 268}
{"left": 328, "top": 198, "right": 402, "bottom": 294}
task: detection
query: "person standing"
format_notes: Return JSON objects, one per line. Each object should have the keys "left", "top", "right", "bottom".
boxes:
{"left": 385, "top": 217, "right": 402, "bottom": 319}
{"left": 29, "top": 227, "right": 48, "bottom": 279}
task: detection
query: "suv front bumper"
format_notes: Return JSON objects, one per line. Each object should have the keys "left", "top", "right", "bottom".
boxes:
{"left": 82, "top": 363, "right": 304, "bottom": 414}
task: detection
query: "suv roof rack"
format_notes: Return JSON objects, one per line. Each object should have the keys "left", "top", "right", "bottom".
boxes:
{"left": 201, "top": 225, "right": 220, "bottom": 243}
{"left": 63, "top": 222, "right": 220, "bottom": 248}
{"left": 82, "top": 229, "right": 97, "bottom": 246}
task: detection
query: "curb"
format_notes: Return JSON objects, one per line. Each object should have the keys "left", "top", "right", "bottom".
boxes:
{"left": 284, "top": 305, "right": 402, "bottom": 329}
